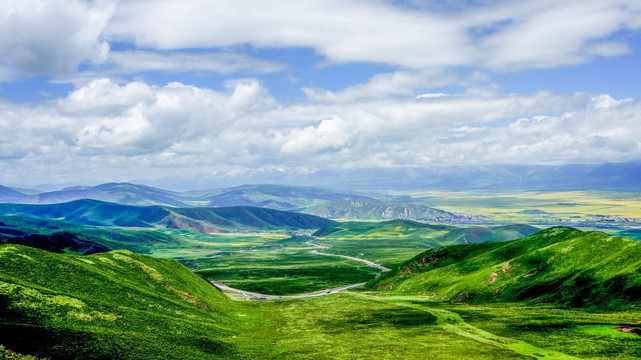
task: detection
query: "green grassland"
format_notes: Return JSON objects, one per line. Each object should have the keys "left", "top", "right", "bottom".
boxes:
{"left": 312, "top": 220, "right": 538, "bottom": 268}
{"left": 0, "top": 216, "right": 181, "bottom": 254}
{"left": 0, "top": 244, "right": 238, "bottom": 360}
{"left": 403, "top": 190, "right": 641, "bottom": 226}
{"left": 235, "top": 293, "right": 641, "bottom": 359}
{"left": 369, "top": 227, "right": 641, "bottom": 311}
{"left": 157, "top": 221, "right": 539, "bottom": 295}
{"left": 3, "top": 229, "right": 641, "bottom": 359}
{"left": 0, "top": 200, "right": 335, "bottom": 233}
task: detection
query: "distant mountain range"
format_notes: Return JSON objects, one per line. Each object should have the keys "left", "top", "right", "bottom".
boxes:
{"left": 0, "top": 183, "right": 462, "bottom": 221}
{"left": 122, "top": 162, "right": 641, "bottom": 191}
{"left": 300, "top": 162, "right": 641, "bottom": 191}
{"left": 0, "top": 185, "right": 25, "bottom": 201}
{"left": 0, "top": 200, "right": 335, "bottom": 234}
{"left": 305, "top": 200, "right": 458, "bottom": 221}
{"left": 0, "top": 183, "right": 371, "bottom": 209}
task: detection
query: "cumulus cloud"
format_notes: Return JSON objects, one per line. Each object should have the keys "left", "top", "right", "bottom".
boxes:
{"left": 0, "top": 0, "right": 638, "bottom": 83}
{"left": 0, "top": 0, "right": 115, "bottom": 81}
{"left": 0, "top": 78, "right": 639, "bottom": 184}
{"left": 105, "top": 0, "right": 641, "bottom": 71}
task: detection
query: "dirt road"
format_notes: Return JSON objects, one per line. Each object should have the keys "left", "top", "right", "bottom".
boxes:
{"left": 305, "top": 240, "right": 391, "bottom": 271}
{"left": 310, "top": 250, "right": 391, "bottom": 271}
{"left": 212, "top": 281, "right": 367, "bottom": 300}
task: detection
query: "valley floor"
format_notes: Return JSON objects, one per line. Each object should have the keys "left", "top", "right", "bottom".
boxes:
{"left": 228, "top": 292, "right": 641, "bottom": 359}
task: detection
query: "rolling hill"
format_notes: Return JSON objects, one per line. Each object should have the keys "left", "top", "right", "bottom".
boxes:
{"left": 0, "top": 183, "right": 471, "bottom": 222}
{"left": 201, "top": 184, "right": 375, "bottom": 210}
{"left": 304, "top": 200, "right": 461, "bottom": 221}
{"left": 0, "top": 182, "right": 376, "bottom": 211}
{"left": 0, "top": 200, "right": 336, "bottom": 233}
{"left": 0, "top": 216, "right": 181, "bottom": 254}
{"left": 3, "top": 182, "right": 192, "bottom": 207}
{"left": 436, "top": 224, "right": 539, "bottom": 244}
{"left": 0, "top": 244, "right": 237, "bottom": 359}
{"left": 369, "top": 227, "right": 641, "bottom": 310}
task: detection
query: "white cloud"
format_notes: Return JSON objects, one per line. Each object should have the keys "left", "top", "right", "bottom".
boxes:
{"left": 0, "top": 0, "right": 638, "bottom": 84}
{"left": 0, "top": 0, "right": 115, "bottom": 80}
{"left": 416, "top": 93, "right": 449, "bottom": 99}
{"left": 1, "top": 78, "right": 639, "bottom": 185}
{"left": 105, "top": 0, "right": 641, "bottom": 71}
{"left": 102, "top": 51, "right": 285, "bottom": 75}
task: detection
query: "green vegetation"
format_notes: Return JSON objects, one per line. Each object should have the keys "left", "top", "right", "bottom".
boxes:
{"left": 312, "top": 220, "right": 537, "bottom": 268}
{"left": 184, "top": 238, "right": 380, "bottom": 295}
{"left": 406, "top": 190, "right": 641, "bottom": 228}
{"left": 370, "top": 227, "right": 641, "bottom": 310}
{"left": 3, "top": 226, "right": 641, "bottom": 359}
{"left": 0, "top": 244, "right": 238, "bottom": 359}
{"left": 0, "top": 200, "right": 335, "bottom": 233}
{"left": 0, "top": 216, "right": 181, "bottom": 254}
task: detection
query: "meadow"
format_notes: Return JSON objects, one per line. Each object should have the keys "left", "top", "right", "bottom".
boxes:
{"left": 403, "top": 190, "right": 641, "bottom": 225}
{"left": 227, "top": 291, "right": 641, "bottom": 359}
{"left": 2, "top": 192, "right": 641, "bottom": 359}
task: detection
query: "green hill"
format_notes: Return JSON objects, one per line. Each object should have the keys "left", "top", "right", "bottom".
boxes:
{"left": 0, "top": 244, "right": 237, "bottom": 360}
{"left": 12, "top": 182, "right": 191, "bottom": 207}
{"left": 369, "top": 227, "right": 641, "bottom": 310}
{"left": 311, "top": 221, "right": 540, "bottom": 268}
{"left": 0, "top": 200, "right": 335, "bottom": 233}
{"left": 437, "top": 224, "right": 539, "bottom": 244}
{"left": 202, "top": 184, "right": 374, "bottom": 210}
{"left": 0, "top": 216, "right": 180, "bottom": 254}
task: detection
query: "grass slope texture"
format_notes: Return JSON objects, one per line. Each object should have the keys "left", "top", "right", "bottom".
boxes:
{"left": 370, "top": 227, "right": 641, "bottom": 310}
{"left": 305, "top": 199, "right": 460, "bottom": 221}
{"left": 0, "top": 244, "right": 237, "bottom": 360}
{"left": 0, "top": 199, "right": 335, "bottom": 233}
{"left": 0, "top": 216, "right": 180, "bottom": 254}
{"left": 437, "top": 224, "right": 540, "bottom": 245}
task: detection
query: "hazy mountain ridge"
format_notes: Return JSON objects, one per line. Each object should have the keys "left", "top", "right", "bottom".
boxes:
{"left": 129, "top": 162, "right": 641, "bottom": 191}
{"left": 305, "top": 200, "right": 460, "bottom": 221}
{"left": 0, "top": 183, "right": 462, "bottom": 222}
{"left": 0, "top": 199, "right": 335, "bottom": 233}
{"left": 0, "top": 185, "right": 25, "bottom": 201}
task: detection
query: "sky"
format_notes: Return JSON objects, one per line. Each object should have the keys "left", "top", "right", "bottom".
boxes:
{"left": 1, "top": 0, "right": 640, "bottom": 188}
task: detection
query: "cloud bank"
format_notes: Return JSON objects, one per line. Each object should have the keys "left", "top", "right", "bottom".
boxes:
{"left": 0, "top": 78, "right": 639, "bottom": 185}
{"left": 0, "top": 0, "right": 639, "bottom": 185}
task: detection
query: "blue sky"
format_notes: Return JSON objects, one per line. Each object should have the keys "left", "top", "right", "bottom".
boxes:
{"left": 0, "top": 0, "right": 640, "bottom": 188}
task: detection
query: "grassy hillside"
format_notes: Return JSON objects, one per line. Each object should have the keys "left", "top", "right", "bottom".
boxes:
{"left": 0, "top": 200, "right": 335, "bottom": 233}
{"left": 0, "top": 216, "right": 181, "bottom": 254}
{"left": 437, "top": 224, "right": 539, "bottom": 244}
{"left": 0, "top": 244, "right": 238, "bottom": 360}
{"left": 312, "top": 221, "right": 538, "bottom": 268}
{"left": 369, "top": 227, "right": 641, "bottom": 310}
